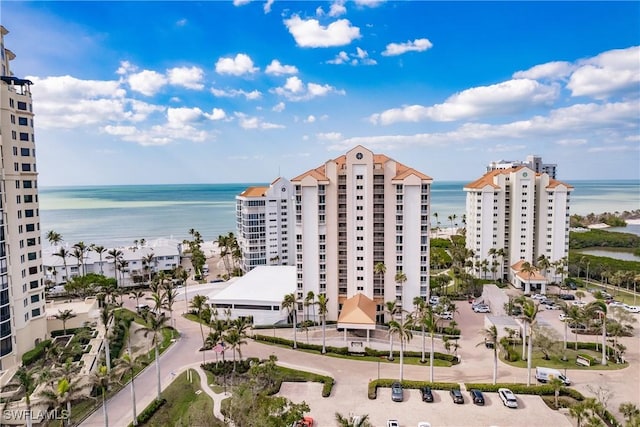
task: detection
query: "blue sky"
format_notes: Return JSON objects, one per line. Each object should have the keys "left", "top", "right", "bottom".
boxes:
{"left": 3, "top": 1, "right": 639, "bottom": 186}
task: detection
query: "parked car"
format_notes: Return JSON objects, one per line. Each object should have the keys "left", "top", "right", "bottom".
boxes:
{"left": 449, "top": 389, "right": 464, "bottom": 404}
{"left": 421, "top": 386, "right": 434, "bottom": 402}
{"left": 623, "top": 305, "right": 640, "bottom": 313}
{"left": 429, "top": 296, "right": 440, "bottom": 305}
{"left": 568, "top": 282, "right": 578, "bottom": 290}
{"left": 293, "top": 416, "right": 314, "bottom": 427}
{"left": 387, "top": 420, "right": 400, "bottom": 427}
{"left": 531, "top": 293, "right": 546, "bottom": 300}
{"left": 473, "top": 304, "right": 491, "bottom": 313}
{"left": 470, "top": 389, "right": 485, "bottom": 405}
{"left": 608, "top": 301, "right": 625, "bottom": 308}
{"left": 559, "top": 313, "right": 567, "bottom": 321}
{"left": 558, "top": 294, "right": 576, "bottom": 301}
{"left": 572, "top": 300, "right": 586, "bottom": 307}
{"left": 543, "top": 302, "right": 560, "bottom": 310}
{"left": 439, "top": 311, "right": 454, "bottom": 320}
{"left": 391, "top": 382, "right": 404, "bottom": 402}
{"left": 498, "top": 388, "right": 518, "bottom": 408}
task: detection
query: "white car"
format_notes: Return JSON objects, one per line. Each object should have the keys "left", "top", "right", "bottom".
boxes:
{"left": 531, "top": 293, "right": 546, "bottom": 300}
{"left": 473, "top": 304, "right": 491, "bottom": 313}
{"left": 608, "top": 301, "right": 625, "bottom": 308}
{"left": 498, "top": 388, "right": 518, "bottom": 408}
{"left": 429, "top": 296, "right": 440, "bottom": 305}
{"left": 439, "top": 311, "right": 454, "bottom": 320}
{"left": 572, "top": 300, "right": 586, "bottom": 307}
{"left": 623, "top": 305, "right": 640, "bottom": 313}
{"left": 387, "top": 420, "right": 400, "bottom": 427}
{"left": 559, "top": 313, "right": 567, "bottom": 321}
{"left": 417, "top": 423, "right": 432, "bottom": 427}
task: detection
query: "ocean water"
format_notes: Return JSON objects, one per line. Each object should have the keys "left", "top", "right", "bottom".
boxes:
{"left": 38, "top": 180, "right": 640, "bottom": 248}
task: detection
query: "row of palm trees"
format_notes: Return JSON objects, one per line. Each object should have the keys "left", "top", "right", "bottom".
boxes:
{"left": 216, "top": 232, "right": 242, "bottom": 278}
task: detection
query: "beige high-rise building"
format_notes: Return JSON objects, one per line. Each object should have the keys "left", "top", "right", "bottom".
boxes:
{"left": 0, "top": 26, "right": 47, "bottom": 373}
{"left": 291, "top": 146, "right": 432, "bottom": 322}
{"left": 464, "top": 166, "right": 572, "bottom": 294}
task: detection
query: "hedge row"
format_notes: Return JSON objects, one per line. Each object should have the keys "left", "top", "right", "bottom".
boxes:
{"left": 50, "top": 327, "right": 86, "bottom": 338}
{"left": 201, "top": 358, "right": 258, "bottom": 376}
{"left": 109, "top": 312, "right": 133, "bottom": 364}
{"left": 464, "top": 383, "right": 585, "bottom": 400}
{"left": 129, "top": 398, "right": 167, "bottom": 426}
{"left": 368, "top": 379, "right": 460, "bottom": 399}
{"left": 253, "top": 334, "right": 458, "bottom": 364}
{"left": 22, "top": 339, "right": 52, "bottom": 366}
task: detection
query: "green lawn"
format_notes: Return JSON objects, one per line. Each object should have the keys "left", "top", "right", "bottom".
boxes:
{"left": 500, "top": 347, "right": 628, "bottom": 371}
{"left": 141, "top": 370, "right": 223, "bottom": 427}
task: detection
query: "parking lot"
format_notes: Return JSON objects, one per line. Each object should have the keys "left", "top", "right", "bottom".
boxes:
{"left": 278, "top": 383, "right": 573, "bottom": 427}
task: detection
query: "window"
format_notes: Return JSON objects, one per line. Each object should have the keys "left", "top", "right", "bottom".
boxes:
{"left": 19, "top": 133, "right": 29, "bottom": 141}
{"left": 17, "top": 101, "right": 27, "bottom": 111}
{"left": 18, "top": 117, "right": 28, "bottom": 126}
{"left": 21, "top": 164, "right": 31, "bottom": 172}
{"left": 20, "top": 148, "right": 30, "bottom": 156}
{"left": 23, "top": 180, "right": 32, "bottom": 188}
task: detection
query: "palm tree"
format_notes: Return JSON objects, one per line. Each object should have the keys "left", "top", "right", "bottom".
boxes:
{"left": 282, "top": 293, "right": 298, "bottom": 349}
{"left": 317, "top": 293, "right": 329, "bottom": 354}
{"left": 374, "top": 262, "right": 386, "bottom": 292}
{"left": 190, "top": 294, "right": 208, "bottom": 362}
{"left": 54, "top": 247, "right": 71, "bottom": 283}
{"left": 521, "top": 299, "right": 539, "bottom": 385}
{"left": 567, "top": 305, "right": 584, "bottom": 350}
{"left": 477, "top": 325, "right": 499, "bottom": 384}
{"left": 432, "top": 212, "right": 440, "bottom": 237}
{"left": 585, "top": 300, "right": 608, "bottom": 365}
{"left": 412, "top": 297, "right": 428, "bottom": 363}
{"left": 423, "top": 304, "right": 440, "bottom": 382}
{"left": 39, "top": 377, "right": 80, "bottom": 427}
{"left": 162, "top": 282, "right": 178, "bottom": 329}
{"left": 619, "top": 402, "right": 640, "bottom": 427}
{"left": 223, "top": 325, "right": 248, "bottom": 371}
{"left": 520, "top": 261, "right": 538, "bottom": 295}
{"left": 115, "top": 353, "right": 143, "bottom": 426}
{"left": 172, "top": 265, "right": 190, "bottom": 312}
{"left": 384, "top": 300, "right": 401, "bottom": 360}
{"left": 142, "top": 252, "right": 155, "bottom": 283}
{"left": 536, "top": 254, "right": 551, "bottom": 281}
{"left": 15, "top": 367, "right": 36, "bottom": 427}
{"left": 304, "top": 291, "right": 316, "bottom": 324}
{"left": 73, "top": 241, "right": 89, "bottom": 276}
{"left": 54, "top": 309, "right": 76, "bottom": 335}
{"left": 448, "top": 213, "right": 457, "bottom": 232}
{"left": 136, "top": 311, "right": 170, "bottom": 401}
{"left": 394, "top": 271, "right": 407, "bottom": 316}
{"left": 106, "top": 248, "right": 123, "bottom": 285}
{"left": 388, "top": 315, "right": 414, "bottom": 381}
{"left": 129, "top": 290, "right": 145, "bottom": 309}
{"left": 548, "top": 376, "right": 564, "bottom": 408}
{"left": 46, "top": 230, "right": 63, "bottom": 247}
{"left": 91, "top": 244, "right": 107, "bottom": 275}
{"left": 91, "top": 364, "right": 113, "bottom": 427}
{"left": 335, "top": 412, "right": 373, "bottom": 427}
{"left": 117, "top": 258, "right": 129, "bottom": 288}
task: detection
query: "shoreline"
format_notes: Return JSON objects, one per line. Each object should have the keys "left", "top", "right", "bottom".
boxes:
{"left": 588, "top": 218, "right": 640, "bottom": 229}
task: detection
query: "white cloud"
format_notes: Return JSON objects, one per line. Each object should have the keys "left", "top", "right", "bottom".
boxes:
{"left": 206, "top": 108, "right": 227, "bottom": 121}
{"left": 317, "top": 132, "right": 343, "bottom": 141}
{"left": 272, "top": 102, "right": 286, "bottom": 112}
{"left": 513, "top": 61, "right": 574, "bottom": 80}
{"left": 233, "top": 0, "right": 251, "bottom": 5}
{"left": 234, "top": 112, "right": 285, "bottom": 129}
{"left": 489, "top": 144, "right": 526, "bottom": 152}
{"left": 167, "top": 66, "right": 204, "bottom": 90}
{"left": 176, "top": 18, "right": 188, "bottom": 27}
{"left": 555, "top": 139, "right": 587, "bottom": 146}
{"left": 215, "top": 53, "right": 259, "bottom": 76}
{"left": 167, "top": 107, "right": 205, "bottom": 127}
{"left": 304, "top": 115, "right": 316, "bottom": 123}
{"left": 284, "top": 15, "right": 361, "bottom": 47}
{"left": 327, "top": 47, "right": 376, "bottom": 65}
{"left": 329, "top": 1, "right": 347, "bottom": 17}
{"left": 264, "top": 0, "right": 274, "bottom": 13}
{"left": 370, "top": 79, "right": 558, "bottom": 124}
{"left": 567, "top": 46, "right": 640, "bottom": 99}
{"left": 210, "top": 87, "right": 262, "bottom": 100}
{"left": 265, "top": 59, "right": 299, "bottom": 75}
{"left": 102, "top": 122, "right": 209, "bottom": 146}
{"left": 128, "top": 70, "right": 168, "bottom": 96}
{"left": 588, "top": 145, "right": 639, "bottom": 153}
{"left": 327, "top": 51, "right": 349, "bottom": 64}
{"left": 116, "top": 61, "right": 136, "bottom": 75}
{"left": 382, "top": 38, "right": 433, "bottom": 56}
{"left": 355, "top": 0, "right": 385, "bottom": 6}
{"left": 272, "top": 76, "right": 345, "bottom": 101}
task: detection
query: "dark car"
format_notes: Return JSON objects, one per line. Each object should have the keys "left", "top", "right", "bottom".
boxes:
{"left": 449, "top": 389, "right": 464, "bottom": 404}
{"left": 470, "top": 389, "right": 485, "bottom": 405}
{"left": 559, "top": 294, "right": 576, "bottom": 301}
{"left": 421, "top": 386, "right": 434, "bottom": 402}
{"left": 391, "top": 382, "right": 404, "bottom": 402}
{"left": 568, "top": 282, "right": 578, "bottom": 290}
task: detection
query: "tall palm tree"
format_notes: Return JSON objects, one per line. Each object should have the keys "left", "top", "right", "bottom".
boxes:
{"left": 129, "top": 290, "right": 145, "bottom": 309}
{"left": 190, "top": 294, "right": 208, "bottom": 362}
{"left": 15, "top": 367, "right": 36, "bottom": 427}
{"left": 54, "top": 247, "right": 71, "bottom": 283}
{"left": 223, "top": 325, "right": 248, "bottom": 371}
{"left": 172, "top": 265, "right": 190, "bottom": 312}
{"left": 115, "top": 353, "right": 143, "bottom": 426}
{"left": 46, "top": 230, "right": 63, "bottom": 247}
{"left": 423, "top": 305, "right": 440, "bottom": 382}
{"left": 556, "top": 301, "right": 572, "bottom": 354}
{"left": 282, "top": 293, "right": 298, "bottom": 349}
{"left": 54, "top": 309, "right": 76, "bottom": 335}
{"left": 162, "top": 282, "right": 178, "bottom": 329}
{"left": 394, "top": 272, "right": 407, "bottom": 316}
{"left": 567, "top": 305, "right": 584, "bottom": 350}
{"left": 304, "top": 291, "right": 316, "bottom": 324}
{"left": 136, "top": 311, "right": 170, "bottom": 401}
{"left": 384, "top": 300, "right": 401, "bottom": 360}
{"left": 536, "top": 254, "right": 551, "bottom": 281}
{"left": 38, "top": 377, "right": 80, "bottom": 427}
{"left": 91, "top": 244, "right": 107, "bottom": 275}
{"left": 520, "top": 261, "right": 538, "bottom": 294}
{"left": 73, "top": 241, "right": 89, "bottom": 276}
{"left": 99, "top": 298, "right": 115, "bottom": 371}
{"left": 388, "top": 315, "right": 414, "bottom": 381}
{"left": 142, "top": 252, "right": 155, "bottom": 283}
{"left": 477, "top": 325, "right": 499, "bottom": 384}
{"left": 448, "top": 213, "right": 457, "bottom": 232}
{"left": 521, "top": 299, "right": 539, "bottom": 386}
{"left": 317, "top": 293, "right": 329, "bottom": 354}
{"left": 91, "top": 364, "right": 113, "bottom": 427}
{"left": 374, "top": 262, "right": 386, "bottom": 293}
{"left": 106, "top": 249, "right": 123, "bottom": 286}
{"left": 432, "top": 212, "right": 440, "bottom": 237}
{"left": 585, "top": 300, "right": 608, "bottom": 365}
{"left": 412, "top": 297, "right": 428, "bottom": 363}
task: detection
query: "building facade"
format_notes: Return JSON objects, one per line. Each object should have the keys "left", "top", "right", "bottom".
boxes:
{"left": 487, "top": 155, "right": 557, "bottom": 179}
{"left": 236, "top": 177, "right": 295, "bottom": 272}
{"left": 292, "top": 146, "right": 432, "bottom": 322}
{"left": 464, "top": 166, "right": 572, "bottom": 292}
{"left": 0, "top": 26, "right": 47, "bottom": 372}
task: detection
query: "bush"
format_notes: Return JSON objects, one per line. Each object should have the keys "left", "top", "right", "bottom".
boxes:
{"left": 22, "top": 340, "right": 52, "bottom": 366}
{"left": 368, "top": 379, "right": 460, "bottom": 399}
{"left": 131, "top": 398, "right": 166, "bottom": 426}
{"left": 464, "top": 383, "right": 584, "bottom": 400}
{"left": 201, "top": 358, "right": 258, "bottom": 376}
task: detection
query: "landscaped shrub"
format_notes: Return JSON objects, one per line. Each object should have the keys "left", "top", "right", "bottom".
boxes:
{"left": 22, "top": 339, "right": 52, "bottom": 366}
{"left": 109, "top": 310, "right": 134, "bottom": 363}
{"left": 201, "top": 358, "right": 258, "bottom": 376}
{"left": 50, "top": 327, "right": 89, "bottom": 338}
{"left": 368, "top": 379, "right": 460, "bottom": 399}
{"left": 131, "top": 398, "right": 166, "bottom": 426}
{"left": 362, "top": 347, "right": 458, "bottom": 364}
{"left": 464, "top": 383, "right": 585, "bottom": 400}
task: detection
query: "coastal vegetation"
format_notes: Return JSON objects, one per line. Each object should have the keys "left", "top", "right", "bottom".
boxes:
{"left": 570, "top": 229, "right": 640, "bottom": 250}
{"left": 570, "top": 210, "right": 639, "bottom": 228}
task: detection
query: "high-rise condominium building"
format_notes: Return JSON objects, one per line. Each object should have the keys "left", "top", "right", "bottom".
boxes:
{"left": 464, "top": 166, "right": 572, "bottom": 293}
{"left": 0, "top": 26, "right": 47, "bottom": 372}
{"left": 487, "top": 155, "right": 557, "bottom": 179}
{"left": 291, "top": 146, "right": 432, "bottom": 322}
{"left": 236, "top": 177, "right": 295, "bottom": 272}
